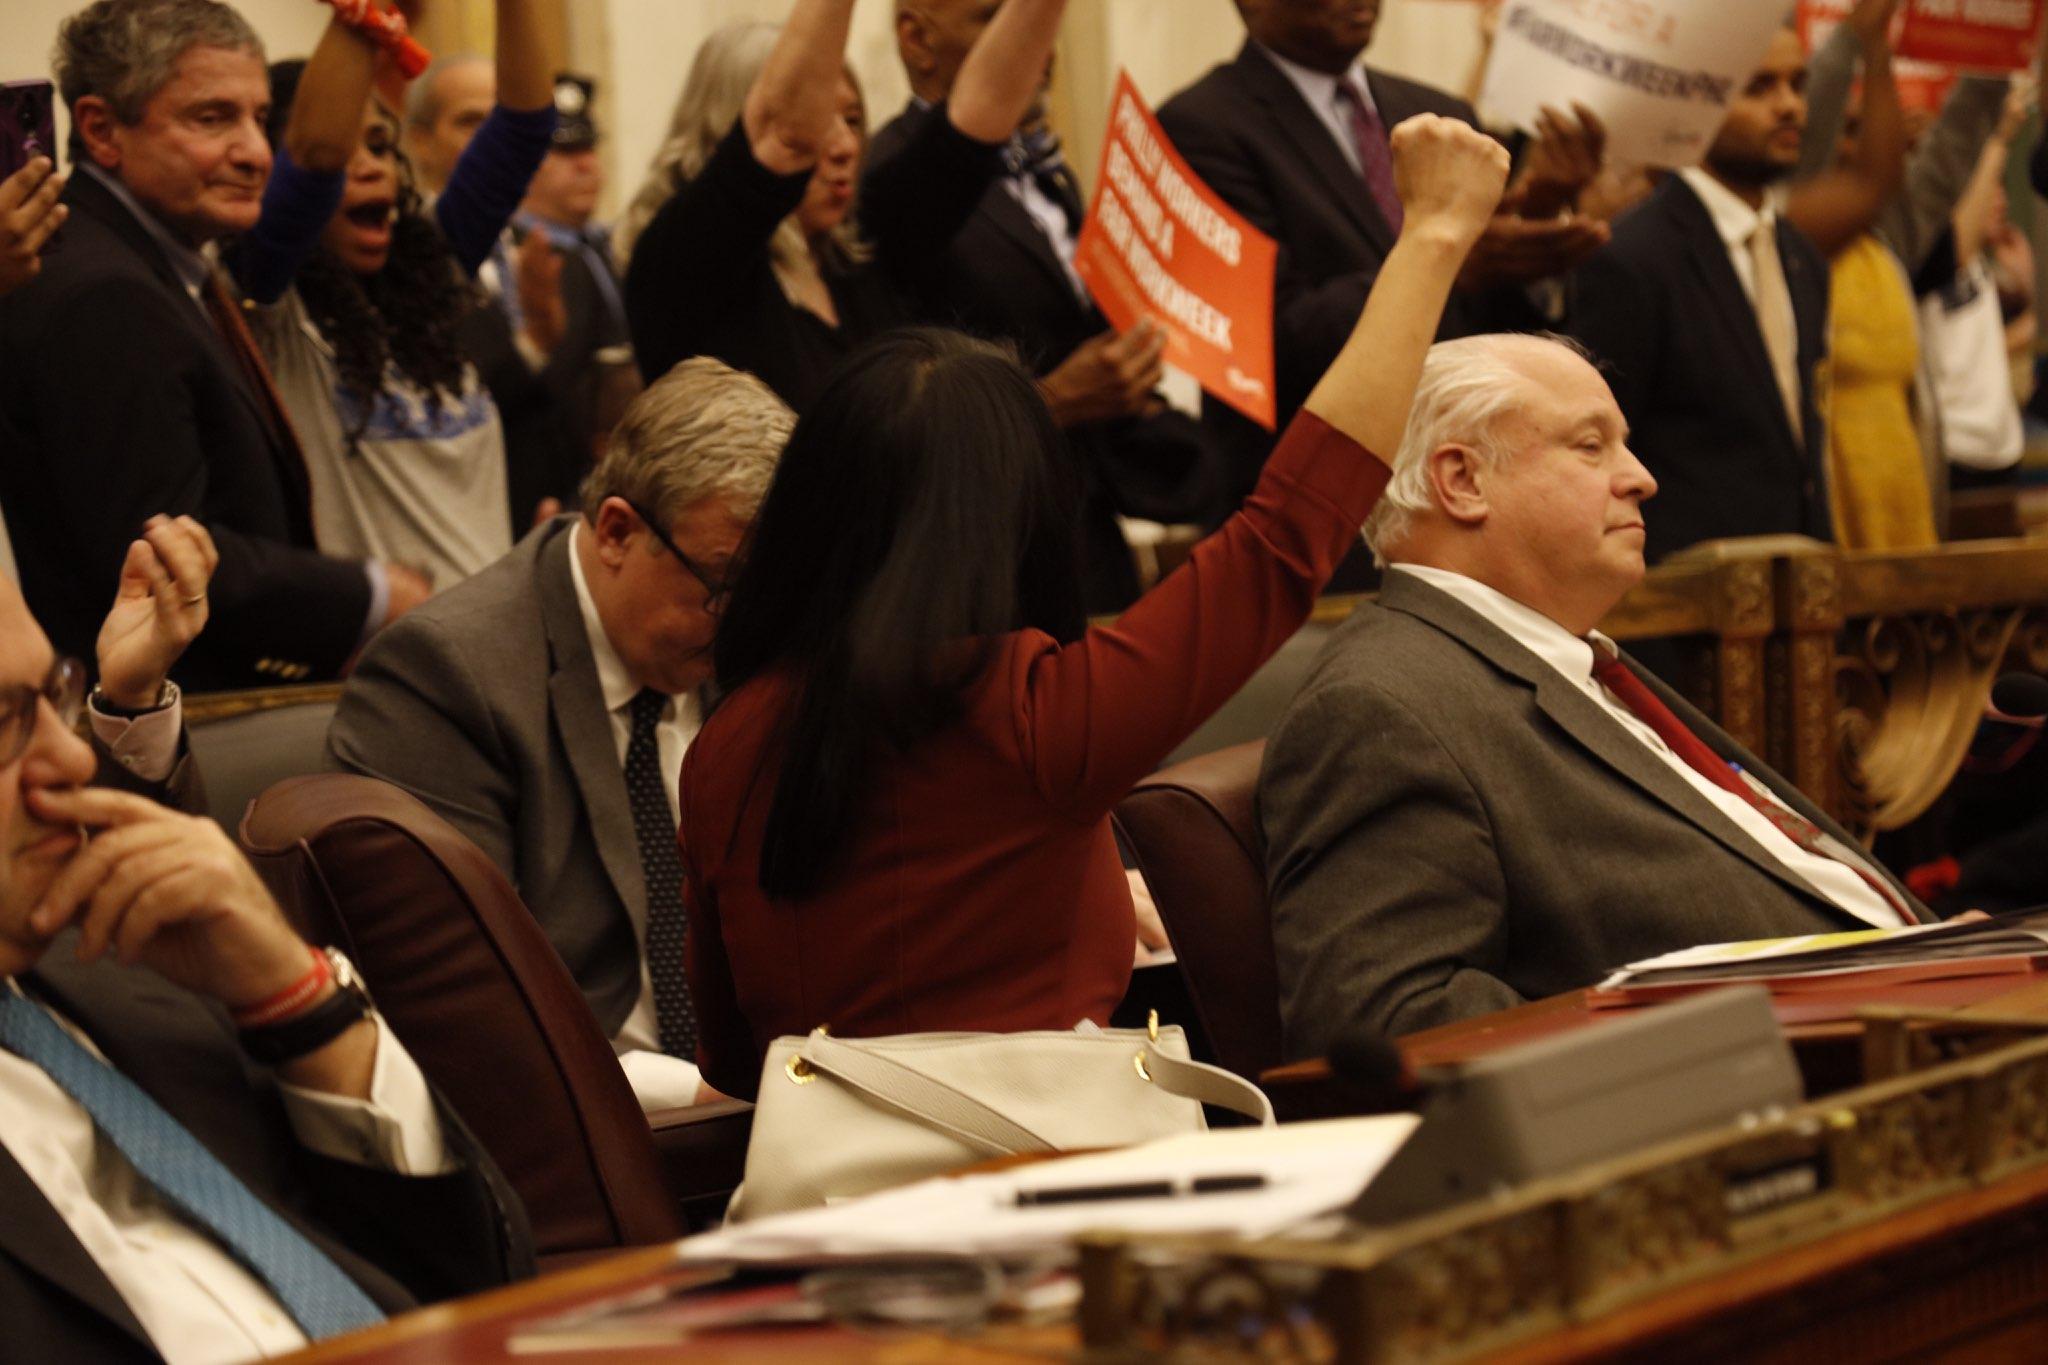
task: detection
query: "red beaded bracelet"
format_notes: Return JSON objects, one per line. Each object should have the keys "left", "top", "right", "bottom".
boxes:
{"left": 230, "top": 947, "right": 333, "bottom": 1029}
{"left": 320, "top": 0, "right": 432, "bottom": 79}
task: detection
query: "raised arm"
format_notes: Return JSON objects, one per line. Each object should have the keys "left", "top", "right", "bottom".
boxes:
{"left": 233, "top": 15, "right": 378, "bottom": 303}
{"left": 946, "top": 0, "right": 1066, "bottom": 142}
{"left": 1305, "top": 117, "right": 1509, "bottom": 462}
{"left": 744, "top": 0, "right": 858, "bottom": 175}
{"left": 434, "top": 0, "right": 558, "bottom": 274}
{"left": 1955, "top": 80, "right": 2035, "bottom": 265}
{"left": 493, "top": 0, "right": 553, "bottom": 112}
{"left": 1010, "top": 116, "right": 1508, "bottom": 816}
{"left": 1785, "top": 11, "right": 1907, "bottom": 259}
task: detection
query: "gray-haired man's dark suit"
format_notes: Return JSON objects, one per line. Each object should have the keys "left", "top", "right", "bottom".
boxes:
{"left": 1260, "top": 571, "right": 1926, "bottom": 1058}
{"left": 325, "top": 516, "right": 645, "bottom": 1032}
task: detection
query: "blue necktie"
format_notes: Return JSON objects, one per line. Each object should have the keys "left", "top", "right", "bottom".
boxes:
{"left": 0, "top": 989, "right": 387, "bottom": 1341}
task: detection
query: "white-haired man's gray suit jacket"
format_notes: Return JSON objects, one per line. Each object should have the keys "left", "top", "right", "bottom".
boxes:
{"left": 325, "top": 516, "right": 645, "bottom": 1032}
{"left": 1260, "top": 571, "right": 1926, "bottom": 1058}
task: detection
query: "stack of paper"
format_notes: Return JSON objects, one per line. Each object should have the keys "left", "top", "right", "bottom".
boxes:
{"left": 1594, "top": 907, "right": 2048, "bottom": 1002}
{"left": 674, "top": 1114, "right": 1419, "bottom": 1265}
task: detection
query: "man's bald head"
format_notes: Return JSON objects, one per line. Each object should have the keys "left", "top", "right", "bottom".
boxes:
{"left": 404, "top": 53, "right": 494, "bottom": 191}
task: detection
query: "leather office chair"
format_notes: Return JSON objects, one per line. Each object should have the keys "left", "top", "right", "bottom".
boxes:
{"left": 1113, "top": 740, "right": 1283, "bottom": 1084}
{"left": 184, "top": 686, "right": 340, "bottom": 830}
{"left": 239, "top": 774, "right": 751, "bottom": 1258}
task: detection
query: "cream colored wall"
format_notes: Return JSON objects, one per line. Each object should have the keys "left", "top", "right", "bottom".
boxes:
{"left": 6, "top": 0, "right": 1484, "bottom": 214}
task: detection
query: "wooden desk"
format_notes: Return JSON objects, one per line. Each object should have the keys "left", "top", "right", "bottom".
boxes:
{"left": 285, "top": 1160, "right": 2048, "bottom": 1364}
{"left": 1263, "top": 970, "right": 2048, "bottom": 1119}
{"left": 275, "top": 1248, "right": 1058, "bottom": 1364}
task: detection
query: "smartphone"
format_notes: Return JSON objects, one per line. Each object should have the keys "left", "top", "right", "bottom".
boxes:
{"left": 0, "top": 80, "right": 57, "bottom": 180}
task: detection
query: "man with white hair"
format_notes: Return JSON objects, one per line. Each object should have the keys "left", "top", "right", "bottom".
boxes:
{"left": 1259, "top": 333, "right": 1931, "bottom": 1058}
{"left": 327, "top": 359, "right": 793, "bottom": 1109}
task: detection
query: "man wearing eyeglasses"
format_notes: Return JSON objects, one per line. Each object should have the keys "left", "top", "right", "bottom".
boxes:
{"left": 328, "top": 358, "right": 793, "bottom": 1111}
{"left": 0, "top": 518, "right": 530, "bottom": 1360}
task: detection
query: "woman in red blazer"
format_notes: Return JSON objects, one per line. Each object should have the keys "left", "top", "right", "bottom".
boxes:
{"left": 677, "top": 67, "right": 1510, "bottom": 1100}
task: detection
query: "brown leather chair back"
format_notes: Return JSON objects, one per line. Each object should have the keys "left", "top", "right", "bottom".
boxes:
{"left": 1113, "top": 740, "right": 1281, "bottom": 1082}
{"left": 240, "top": 774, "right": 684, "bottom": 1254}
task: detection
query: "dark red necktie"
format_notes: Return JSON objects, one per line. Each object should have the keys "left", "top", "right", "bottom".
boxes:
{"left": 202, "top": 271, "right": 310, "bottom": 472}
{"left": 1588, "top": 645, "right": 1923, "bottom": 925}
{"left": 1335, "top": 78, "right": 1403, "bottom": 236}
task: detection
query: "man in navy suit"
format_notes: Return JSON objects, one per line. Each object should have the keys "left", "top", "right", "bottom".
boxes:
{"left": 1157, "top": 0, "right": 1608, "bottom": 504}
{"left": 0, "top": 0, "right": 429, "bottom": 692}
{"left": 1568, "top": 26, "right": 1833, "bottom": 563}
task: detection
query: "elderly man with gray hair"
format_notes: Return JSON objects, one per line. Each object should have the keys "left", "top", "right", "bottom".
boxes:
{"left": 328, "top": 358, "right": 793, "bottom": 1109}
{"left": 1259, "top": 333, "right": 1933, "bottom": 1060}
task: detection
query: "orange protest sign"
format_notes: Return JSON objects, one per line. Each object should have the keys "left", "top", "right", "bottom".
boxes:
{"left": 1799, "top": 0, "right": 2043, "bottom": 74}
{"left": 1074, "top": 72, "right": 1278, "bottom": 430}
{"left": 1898, "top": 0, "right": 2044, "bottom": 71}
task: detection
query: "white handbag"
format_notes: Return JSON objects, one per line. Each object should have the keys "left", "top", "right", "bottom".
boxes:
{"left": 727, "top": 1016, "right": 1275, "bottom": 1222}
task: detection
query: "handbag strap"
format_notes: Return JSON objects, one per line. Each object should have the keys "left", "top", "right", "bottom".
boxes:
{"left": 1139, "top": 1044, "right": 1276, "bottom": 1127}
{"left": 796, "top": 1033, "right": 1277, "bottom": 1157}
{"left": 798, "top": 1034, "right": 1059, "bottom": 1157}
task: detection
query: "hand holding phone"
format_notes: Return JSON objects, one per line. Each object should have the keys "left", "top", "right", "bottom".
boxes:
{"left": 0, "top": 157, "right": 68, "bottom": 298}
{"left": 0, "top": 80, "right": 56, "bottom": 180}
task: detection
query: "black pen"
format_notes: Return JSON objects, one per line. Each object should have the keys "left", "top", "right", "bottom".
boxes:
{"left": 1013, "top": 1174, "right": 1268, "bottom": 1207}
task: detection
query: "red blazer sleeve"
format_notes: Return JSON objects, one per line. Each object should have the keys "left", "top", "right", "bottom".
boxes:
{"left": 985, "top": 409, "right": 1388, "bottom": 818}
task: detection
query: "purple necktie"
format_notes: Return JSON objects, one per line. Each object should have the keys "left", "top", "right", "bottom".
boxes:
{"left": 1335, "top": 78, "right": 1402, "bottom": 236}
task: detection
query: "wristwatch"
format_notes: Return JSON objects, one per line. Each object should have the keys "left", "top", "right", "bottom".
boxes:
{"left": 89, "top": 679, "right": 180, "bottom": 720}
{"left": 237, "top": 948, "right": 375, "bottom": 1066}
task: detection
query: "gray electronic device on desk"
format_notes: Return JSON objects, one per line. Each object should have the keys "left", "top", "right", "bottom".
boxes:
{"left": 1348, "top": 986, "right": 1799, "bottom": 1226}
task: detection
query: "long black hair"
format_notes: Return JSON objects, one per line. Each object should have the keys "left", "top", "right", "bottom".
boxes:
{"left": 267, "top": 60, "right": 473, "bottom": 435}
{"left": 714, "top": 328, "right": 1087, "bottom": 898}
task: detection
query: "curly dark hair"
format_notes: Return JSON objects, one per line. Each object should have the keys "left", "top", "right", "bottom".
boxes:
{"left": 268, "top": 59, "right": 475, "bottom": 441}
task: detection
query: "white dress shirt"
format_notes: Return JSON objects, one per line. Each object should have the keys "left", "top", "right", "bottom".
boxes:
{"left": 1675, "top": 166, "right": 1790, "bottom": 308}
{"left": 1391, "top": 565, "right": 1904, "bottom": 929}
{"left": 1001, "top": 174, "right": 1091, "bottom": 304}
{"left": 1253, "top": 42, "right": 1378, "bottom": 181}
{"left": 566, "top": 522, "right": 706, "bottom": 1109}
{"left": 0, "top": 979, "right": 449, "bottom": 1365}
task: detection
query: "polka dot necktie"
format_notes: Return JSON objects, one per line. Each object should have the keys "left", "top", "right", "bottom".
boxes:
{"left": 625, "top": 688, "right": 698, "bottom": 1058}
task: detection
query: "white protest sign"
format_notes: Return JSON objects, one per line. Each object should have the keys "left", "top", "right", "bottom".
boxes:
{"left": 1479, "top": 0, "right": 1791, "bottom": 168}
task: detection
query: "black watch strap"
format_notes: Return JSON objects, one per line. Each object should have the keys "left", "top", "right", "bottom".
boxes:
{"left": 238, "top": 949, "right": 374, "bottom": 1065}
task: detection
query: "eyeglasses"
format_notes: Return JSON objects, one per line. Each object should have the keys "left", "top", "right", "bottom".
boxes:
{"left": 624, "top": 499, "right": 737, "bottom": 613}
{"left": 0, "top": 657, "right": 86, "bottom": 768}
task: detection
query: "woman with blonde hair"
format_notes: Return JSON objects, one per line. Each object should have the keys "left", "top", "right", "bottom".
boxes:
{"left": 620, "top": 0, "right": 1048, "bottom": 411}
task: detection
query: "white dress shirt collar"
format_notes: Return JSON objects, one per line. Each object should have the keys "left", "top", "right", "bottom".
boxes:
{"left": 1251, "top": 42, "right": 1374, "bottom": 178}
{"left": 567, "top": 520, "right": 649, "bottom": 719}
{"left": 1675, "top": 166, "right": 1774, "bottom": 256}
{"left": 78, "top": 162, "right": 214, "bottom": 306}
{"left": 1389, "top": 562, "right": 1610, "bottom": 685}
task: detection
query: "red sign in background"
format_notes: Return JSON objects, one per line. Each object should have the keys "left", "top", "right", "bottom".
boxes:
{"left": 1074, "top": 72, "right": 1279, "bottom": 430}
{"left": 1800, "top": 0, "right": 2043, "bottom": 110}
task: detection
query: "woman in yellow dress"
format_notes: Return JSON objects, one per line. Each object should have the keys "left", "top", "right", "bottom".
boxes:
{"left": 1824, "top": 233, "right": 1938, "bottom": 550}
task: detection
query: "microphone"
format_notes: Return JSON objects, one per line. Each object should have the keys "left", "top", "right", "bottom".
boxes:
{"left": 1991, "top": 673, "right": 2048, "bottom": 723}
{"left": 1326, "top": 1024, "right": 1408, "bottom": 1097}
